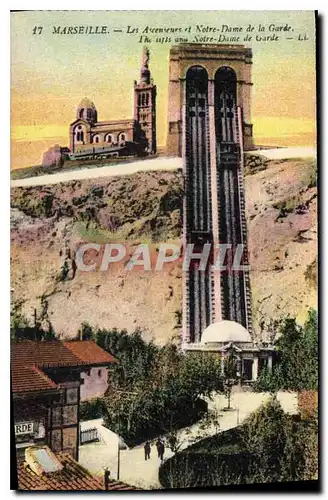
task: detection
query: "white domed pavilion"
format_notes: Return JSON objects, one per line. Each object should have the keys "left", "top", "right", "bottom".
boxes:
{"left": 201, "top": 320, "right": 252, "bottom": 345}
{"left": 182, "top": 320, "right": 274, "bottom": 382}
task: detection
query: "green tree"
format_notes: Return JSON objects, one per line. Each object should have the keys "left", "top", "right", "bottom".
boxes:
{"left": 10, "top": 299, "right": 30, "bottom": 340}
{"left": 178, "top": 352, "right": 224, "bottom": 399}
{"left": 102, "top": 351, "right": 223, "bottom": 446}
{"left": 242, "top": 396, "right": 318, "bottom": 483}
{"left": 79, "top": 398, "right": 106, "bottom": 421}
{"left": 242, "top": 396, "right": 290, "bottom": 482}
{"left": 254, "top": 309, "right": 318, "bottom": 392}
{"left": 77, "top": 322, "right": 95, "bottom": 341}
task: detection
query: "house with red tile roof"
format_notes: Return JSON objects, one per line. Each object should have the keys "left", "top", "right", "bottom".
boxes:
{"left": 11, "top": 340, "right": 117, "bottom": 463}
{"left": 64, "top": 341, "right": 117, "bottom": 401}
{"left": 17, "top": 445, "right": 137, "bottom": 491}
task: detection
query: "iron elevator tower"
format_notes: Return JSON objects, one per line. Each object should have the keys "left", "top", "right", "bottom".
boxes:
{"left": 176, "top": 45, "right": 253, "bottom": 345}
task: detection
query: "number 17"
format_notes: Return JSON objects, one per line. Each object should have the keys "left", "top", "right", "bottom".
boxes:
{"left": 32, "top": 26, "right": 43, "bottom": 35}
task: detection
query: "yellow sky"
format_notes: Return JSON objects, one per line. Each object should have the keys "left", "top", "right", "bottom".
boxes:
{"left": 11, "top": 10, "right": 316, "bottom": 169}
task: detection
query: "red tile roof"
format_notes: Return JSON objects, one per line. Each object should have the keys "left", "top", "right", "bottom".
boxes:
{"left": 11, "top": 340, "right": 117, "bottom": 395}
{"left": 17, "top": 452, "right": 137, "bottom": 491}
{"left": 11, "top": 365, "right": 58, "bottom": 394}
{"left": 63, "top": 340, "right": 118, "bottom": 365}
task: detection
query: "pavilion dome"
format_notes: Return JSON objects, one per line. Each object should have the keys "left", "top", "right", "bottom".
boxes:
{"left": 201, "top": 320, "right": 252, "bottom": 344}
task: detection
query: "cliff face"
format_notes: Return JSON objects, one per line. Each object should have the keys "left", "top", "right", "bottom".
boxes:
{"left": 11, "top": 157, "right": 317, "bottom": 343}
{"left": 11, "top": 170, "right": 184, "bottom": 344}
{"left": 245, "top": 157, "right": 317, "bottom": 334}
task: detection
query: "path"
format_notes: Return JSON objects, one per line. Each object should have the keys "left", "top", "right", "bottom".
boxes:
{"left": 10, "top": 157, "right": 182, "bottom": 188}
{"left": 10, "top": 147, "right": 315, "bottom": 188}
{"left": 251, "top": 146, "right": 316, "bottom": 160}
{"left": 79, "top": 391, "right": 298, "bottom": 490}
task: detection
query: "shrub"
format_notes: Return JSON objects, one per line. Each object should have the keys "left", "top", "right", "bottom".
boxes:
{"left": 79, "top": 398, "right": 106, "bottom": 421}
{"left": 159, "top": 397, "right": 318, "bottom": 488}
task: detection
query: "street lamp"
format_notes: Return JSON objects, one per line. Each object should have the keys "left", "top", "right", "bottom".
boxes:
{"left": 223, "top": 378, "right": 235, "bottom": 410}
{"left": 117, "top": 436, "right": 120, "bottom": 480}
{"left": 117, "top": 421, "right": 121, "bottom": 481}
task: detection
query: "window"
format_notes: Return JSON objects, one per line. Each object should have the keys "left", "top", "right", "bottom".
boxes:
{"left": 62, "top": 427, "right": 77, "bottom": 452}
{"left": 98, "top": 369, "right": 102, "bottom": 377}
{"left": 121, "top": 134, "right": 125, "bottom": 141}
{"left": 79, "top": 108, "right": 84, "bottom": 119}
{"left": 51, "top": 430, "right": 62, "bottom": 452}
{"left": 146, "top": 93, "right": 149, "bottom": 105}
{"left": 95, "top": 136, "right": 99, "bottom": 143}
{"left": 51, "top": 407, "right": 62, "bottom": 427}
{"left": 76, "top": 129, "right": 84, "bottom": 142}
{"left": 106, "top": 135, "right": 112, "bottom": 143}
{"left": 62, "top": 405, "right": 78, "bottom": 426}
{"left": 66, "top": 388, "right": 78, "bottom": 404}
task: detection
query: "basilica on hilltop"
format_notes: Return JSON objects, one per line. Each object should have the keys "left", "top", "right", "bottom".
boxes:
{"left": 42, "top": 47, "right": 157, "bottom": 167}
{"left": 67, "top": 47, "right": 157, "bottom": 161}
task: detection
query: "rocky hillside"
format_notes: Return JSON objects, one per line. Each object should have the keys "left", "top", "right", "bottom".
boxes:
{"left": 11, "top": 171, "right": 184, "bottom": 344}
{"left": 245, "top": 156, "right": 317, "bottom": 336}
{"left": 11, "top": 157, "right": 317, "bottom": 343}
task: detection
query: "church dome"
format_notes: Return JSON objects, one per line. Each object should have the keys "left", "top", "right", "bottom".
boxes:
{"left": 201, "top": 320, "right": 252, "bottom": 344}
{"left": 77, "top": 97, "right": 97, "bottom": 123}
{"left": 78, "top": 97, "right": 96, "bottom": 110}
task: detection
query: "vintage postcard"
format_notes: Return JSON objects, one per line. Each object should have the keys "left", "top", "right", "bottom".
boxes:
{"left": 10, "top": 10, "right": 318, "bottom": 491}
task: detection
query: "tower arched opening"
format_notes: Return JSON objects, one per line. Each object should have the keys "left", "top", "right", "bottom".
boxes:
{"left": 214, "top": 65, "right": 247, "bottom": 327}
{"left": 185, "top": 65, "right": 212, "bottom": 343}
{"left": 214, "top": 66, "right": 237, "bottom": 144}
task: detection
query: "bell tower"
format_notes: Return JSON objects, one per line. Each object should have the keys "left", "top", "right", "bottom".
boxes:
{"left": 134, "top": 47, "right": 157, "bottom": 154}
